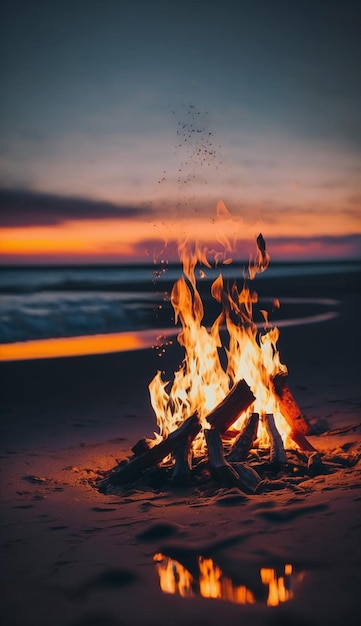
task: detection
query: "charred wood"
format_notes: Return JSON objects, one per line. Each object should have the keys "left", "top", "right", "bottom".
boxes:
{"left": 232, "top": 462, "right": 262, "bottom": 493}
{"left": 206, "top": 379, "right": 255, "bottom": 434}
{"left": 131, "top": 438, "right": 152, "bottom": 456}
{"left": 171, "top": 434, "right": 194, "bottom": 486}
{"left": 109, "top": 414, "right": 201, "bottom": 485}
{"left": 205, "top": 429, "right": 260, "bottom": 493}
{"left": 226, "top": 412, "right": 259, "bottom": 462}
{"left": 205, "top": 428, "right": 247, "bottom": 491}
{"left": 263, "top": 413, "right": 287, "bottom": 465}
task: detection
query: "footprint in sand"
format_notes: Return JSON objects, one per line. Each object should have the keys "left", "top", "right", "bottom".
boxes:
{"left": 71, "top": 568, "right": 138, "bottom": 600}
{"left": 136, "top": 521, "right": 185, "bottom": 542}
{"left": 257, "top": 503, "right": 328, "bottom": 522}
{"left": 90, "top": 506, "right": 117, "bottom": 512}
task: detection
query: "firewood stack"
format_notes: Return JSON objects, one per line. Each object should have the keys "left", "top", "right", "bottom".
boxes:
{"left": 98, "top": 374, "right": 330, "bottom": 496}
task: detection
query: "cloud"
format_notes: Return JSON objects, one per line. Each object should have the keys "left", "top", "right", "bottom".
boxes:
{"left": 0, "top": 188, "right": 151, "bottom": 227}
{"left": 268, "top": 234, "right": 361, "bottom": 247}
{"left": 266, "top": 234, "right": 361, "bottom": 261}
{"left": 130, "top": 233, "right": 361, "bottom": 263}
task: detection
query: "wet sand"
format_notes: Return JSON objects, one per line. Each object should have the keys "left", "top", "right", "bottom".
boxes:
{"left": 1, "top": 269, "right": 361, "bottom": 626}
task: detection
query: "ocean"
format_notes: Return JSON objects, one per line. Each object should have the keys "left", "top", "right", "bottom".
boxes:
{"left": 0, "top": 260, "right": 360, "bottom": 347}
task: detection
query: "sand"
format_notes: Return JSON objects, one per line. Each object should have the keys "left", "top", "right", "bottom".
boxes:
{"left": 1, "top": 269, "right": 361, "bottom": 626}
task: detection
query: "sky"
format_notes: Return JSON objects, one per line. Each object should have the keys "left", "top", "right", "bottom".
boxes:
{"left": 0, "top": 0, "right": 360, "bottom": 264}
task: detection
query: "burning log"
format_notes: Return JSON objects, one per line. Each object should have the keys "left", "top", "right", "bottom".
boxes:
{"left": 226, "top": 412, "right": 259, "bottom": 462}
{"left": 108, "top": 415, "right": 201, "bottom": 485}
{"left": 205, "top": 429, "right": 261, "bottom": 493}
{"left": 131, "top": 438, "right": 151, "bottom": 456}
{"left": 171, "top": 436, "right": 194, "bottom": 485}
{"left": 263, "top": 413, "right": 287, "bottom": 465}
{"left": 289, "top": 429, "right": 317, "bottom": 453}
{"left": 232, "top": 462, "right": 262, "bottom": 493}
{"left": 272, "top": 373, "right": 311, "bottom": 435}
{"left": 206, "top": 379, "right": 255, "bottom": 434}
{"left": 205, "top": 428, "right": 246, "bottom": 491}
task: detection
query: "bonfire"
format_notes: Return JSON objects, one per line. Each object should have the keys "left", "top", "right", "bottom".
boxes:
{"left": 100, "top": 212, "right": 329, "bottom": 495}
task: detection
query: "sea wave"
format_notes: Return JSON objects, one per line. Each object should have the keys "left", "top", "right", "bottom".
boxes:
{"left": 0, "top": 261, "right": 359, "bottom": 294}
{"left": 0, "top": 261, "right": 357, "bottom": 344}
{"left": 0, "top": 291, "right": 167, "bottom": 343}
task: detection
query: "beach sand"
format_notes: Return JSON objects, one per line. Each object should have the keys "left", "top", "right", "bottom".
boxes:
{"left": 1, "top": 270, "right": 361, "bottom": 626}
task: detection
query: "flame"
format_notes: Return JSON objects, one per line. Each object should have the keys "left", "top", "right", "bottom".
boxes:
{"left": 260, "top": 566, "right": 294, "bottom": 606}
{"left": 153, "top": 553, "right": 195, "bottom": 598}
{"left": 154, "top": 554, "right": 300, "bottom": 606}
{"left": 149, "top": 203, "right": 290, "bottom": 452}
{"left": 198, "top": 557, "right": 255, "bottom": 604}
{"left": 153, "top": 554, "right": 255, "bottom": 604}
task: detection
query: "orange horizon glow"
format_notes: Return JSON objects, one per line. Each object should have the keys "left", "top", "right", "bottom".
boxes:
{"left": 1, "top": 208, "right": 360, "bottom": 263}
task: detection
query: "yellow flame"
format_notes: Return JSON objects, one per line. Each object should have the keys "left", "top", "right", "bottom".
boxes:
{"left": 149, "top": 203, "right": 290, "bottom": 452}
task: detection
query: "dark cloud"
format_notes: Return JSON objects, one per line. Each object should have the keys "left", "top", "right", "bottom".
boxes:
{"left": 131, "top": 234, "right": 361, "bottom": 263}
{"left": 0, "top": 188, "right": 151, "bottom": 227}
{"left": 269, "top": 234, "right": 360, "bottom": 245}
{"left": 268, "top": 234, "right": 361, "bottom": 261}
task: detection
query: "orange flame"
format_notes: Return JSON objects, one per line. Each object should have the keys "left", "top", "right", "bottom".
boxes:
{"left": 149, "top": 202, "right": 290, "bottom": 452}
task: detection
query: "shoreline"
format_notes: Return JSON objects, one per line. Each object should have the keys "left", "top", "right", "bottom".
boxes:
{"left": 2, "top": 263, "right": 359, "bottom": 357}
{"left": 0, "top": 305, "right": 339, "bottom": 362}
{"left": 1, "top": 263, "right": 360, "bottom": 346}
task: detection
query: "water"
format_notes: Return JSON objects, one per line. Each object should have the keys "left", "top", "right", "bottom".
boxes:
{"left": 0, "top": 261, "right": 359, "bottom": 345}
{"left": 0, "top": 264, "right": 172, "bottom": 344}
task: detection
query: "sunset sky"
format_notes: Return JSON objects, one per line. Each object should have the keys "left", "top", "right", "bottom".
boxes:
{"left": 1, "top": 0, "right": 360, "bottom": 264}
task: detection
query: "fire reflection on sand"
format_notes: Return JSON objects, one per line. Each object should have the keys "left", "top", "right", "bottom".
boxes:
{"left": 153, "top": 553, "right": 305, "bottom": 606}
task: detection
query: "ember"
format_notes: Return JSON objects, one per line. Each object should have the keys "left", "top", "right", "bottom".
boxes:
{"left": 99, "top": 205, "right": 333, "bottom": 495}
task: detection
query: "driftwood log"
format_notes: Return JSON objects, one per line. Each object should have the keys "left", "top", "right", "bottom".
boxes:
{"left": 171, "top": 435, "right": 194, "bottom": 485}
{"left": 206, "top": 379, "right": 255, "bottom": 434}
{"left": 205, "top": 429, "right": 246, "bottom": 490}
{"left": 109, "top": 414, "right": 201, "bottom": 484}
{"left": 263, "top": 413, "right": 287, "bottom": 465}
{"left": 131, "top": 438, "right": 151, "bottom": 456}
{"left": 272, "top": 373, "right": 311, "bottom": 435}
{"left": 227, "top": 412, "right": 259, "bottom": 462}
{"left": 232, "top": 462, "right": 262, "bottom": 493}
{"left": 289, "top": 428, "right": 317, "bottom": 452}
{"left": 205, "top": 429, "right": 261, "bottom": 493}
